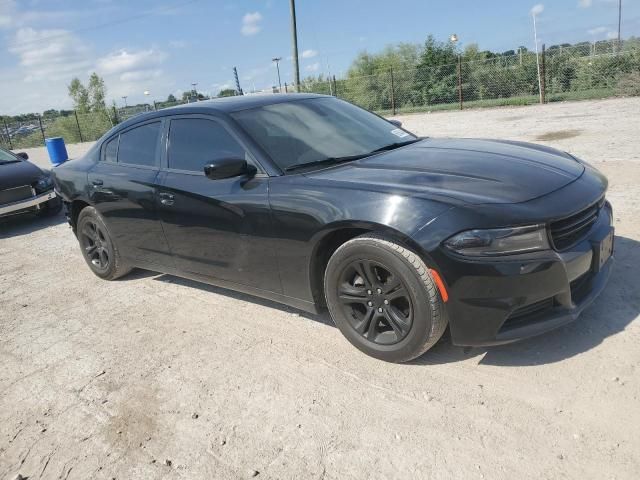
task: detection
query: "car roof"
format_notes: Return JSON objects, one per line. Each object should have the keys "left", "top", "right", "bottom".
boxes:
{"left": 115, "top": 93, "right": 329, "bottom": 132}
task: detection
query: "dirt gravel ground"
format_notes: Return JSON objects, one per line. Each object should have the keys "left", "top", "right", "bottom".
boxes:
{"left": 1, "top": 97, "right": 639, "bottom": 480}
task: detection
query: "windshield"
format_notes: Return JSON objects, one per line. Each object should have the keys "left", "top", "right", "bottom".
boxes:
{"left": 231, "top": 97, "right": 418, "bottom": 172}
{"left": 0, "top": 147, "right": 20, "bottom": 164}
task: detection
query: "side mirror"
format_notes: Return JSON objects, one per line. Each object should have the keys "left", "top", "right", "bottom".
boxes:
{"left": 204, "top": 158, "right": 257, "bottom": 180}
{"left": 388, "top": 119, "right": 402, "bottom": 128}
{"left": 16, "top": 152, "right": 29, "bottom": 160}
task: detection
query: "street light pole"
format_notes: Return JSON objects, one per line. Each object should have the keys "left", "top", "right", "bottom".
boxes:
{"left": 272, "top": 57, "right": 283, "bottom": 93}
{"left": 289, "top": 0, "right": 301, "bottom": 92}
{"left": 191, "top": 83, "right": 198, "bottom": 102}
{"left": 532, "top": 10, "right": 543, "bottom": 104}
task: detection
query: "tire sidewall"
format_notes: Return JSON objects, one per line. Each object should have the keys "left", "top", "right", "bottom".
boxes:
{"left": 325, "top": 239, "right": 436, "bottom": 362}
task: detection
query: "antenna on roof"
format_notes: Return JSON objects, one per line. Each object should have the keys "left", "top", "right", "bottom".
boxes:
{"left": 233, "top": 67, "right": 244, "bottom": 96}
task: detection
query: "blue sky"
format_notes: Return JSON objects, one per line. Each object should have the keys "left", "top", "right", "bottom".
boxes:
{"left": 0, "top": 0, "right": 638, "bottom": 114}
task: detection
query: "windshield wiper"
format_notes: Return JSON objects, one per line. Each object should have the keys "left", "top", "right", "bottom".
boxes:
{"left": 284, "top": 153, "right": 369, "bottom": 172}
{"left": 0, "top": 160, "right": 21, "bottom": 165}
{"left": 284, "top": 139, "right": 420, "bottom": 173}
{"left": 369, "top": 139, "right": 421, "bottom": 154}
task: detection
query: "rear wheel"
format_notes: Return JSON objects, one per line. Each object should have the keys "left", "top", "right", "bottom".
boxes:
{"left": 77, "top": 206, "right": 131, "bottom": 280}
{"left": 324, "top": 234, "right": 447, "bottom": 362}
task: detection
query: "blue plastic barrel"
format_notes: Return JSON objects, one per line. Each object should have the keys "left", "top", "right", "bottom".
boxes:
{"left": 45, "top": 137, "right": 68, "bottom": 166}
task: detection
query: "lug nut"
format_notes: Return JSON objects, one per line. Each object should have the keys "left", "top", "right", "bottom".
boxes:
{"left": 367, "top": 301, "right": 373, "bottom": 307}
{"left": 367, "top": 290, "right": 372, "bottom": 295}
{"left": 378, "top": 307, "right": 383, "bottom": 313}
{"left": 377, "top": 288, "right": 382, "bottom": 294}
{"left": 384, "top": 299, "right": 389, "bottom": 305}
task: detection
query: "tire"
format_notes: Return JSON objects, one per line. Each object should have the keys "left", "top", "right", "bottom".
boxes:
{"left": 36, "top": 196, "right": 62, "bottom": 217}
{"left": 324, "top": 233, "right": 447, "bottom": 363}
{"left": 76, "top": 206, "right": 131, "bottom": 280}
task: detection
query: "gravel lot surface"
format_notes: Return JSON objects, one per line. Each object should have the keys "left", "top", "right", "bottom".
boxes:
{"left": 1, "top": 97, "right": 639, "bottom": 479}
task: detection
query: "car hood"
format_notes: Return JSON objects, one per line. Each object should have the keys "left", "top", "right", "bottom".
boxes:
{"left": 0, "top": 160, "right": 43, "bottom": 191}
{"left": 304, "top": 138, "right": 585, "bottom": 205}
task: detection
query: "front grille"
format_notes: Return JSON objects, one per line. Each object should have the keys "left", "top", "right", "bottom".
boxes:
{"left": 501, "top": 297, "right": 555, "bottom": 330}
{"left": 549, "top": 198, "right": 604, "bottom": 251}
{"left": 0, "top": 185, "right": 33, "bottom": 205}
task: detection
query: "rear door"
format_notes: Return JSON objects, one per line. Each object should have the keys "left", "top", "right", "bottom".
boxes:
{"left": 156, "top": 114, "right": 281, "bottom": 292}
{"left": 88, "top": 119, "right": 173, "bottom": 268}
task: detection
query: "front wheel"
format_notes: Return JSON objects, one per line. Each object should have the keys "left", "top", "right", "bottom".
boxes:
{"left": 324, "top": 234, "right": 447, "bottom": 363}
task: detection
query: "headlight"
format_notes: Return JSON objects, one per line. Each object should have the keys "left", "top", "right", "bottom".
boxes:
{"left": 444, "top": 225, "right": 550, "bottom": 256}
{"left": 35, "top": 175, "right": 53, "bottom": 191}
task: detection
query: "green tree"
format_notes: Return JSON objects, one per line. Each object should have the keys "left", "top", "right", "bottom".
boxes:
{"left": 217, "top": 88, "right": 238, "bottom": 97}
{"left": 88, "top": 73, "right": 107, "bottom": 111}
{"left": 68, "top": 78, "right": 90, "bottom": 113}
{"left": 167, "top": 93, "right": 177, "bottom": 103}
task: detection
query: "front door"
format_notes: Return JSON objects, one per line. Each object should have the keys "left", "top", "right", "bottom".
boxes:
{"left": 157, "top": 115, "right": 281, "bottom": 293}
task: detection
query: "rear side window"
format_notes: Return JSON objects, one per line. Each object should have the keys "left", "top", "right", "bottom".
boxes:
{"left": 168, "top": 118, "right": 247, "bottom": 172}
{"left": 102, "top": 136, "right": 118, "bottom": 163}
{"left": 118, "top": 122, "right": 161, "bottom": 167}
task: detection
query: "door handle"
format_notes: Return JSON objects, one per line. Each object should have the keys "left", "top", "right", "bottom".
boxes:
{"left": 159, "top": 192, "right": 175, "bottom": 206}
{"left": 91, "top": 179, "right": 103, "bottom": 187}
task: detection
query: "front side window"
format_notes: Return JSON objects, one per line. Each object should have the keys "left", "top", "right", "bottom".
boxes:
{"left": 102, "top": 136, "right": 118, "bottom": 163}
{"left": 0, "top": 147, "right": 18, "bottom": 164}
{"left": 117, "top": 122, "right": 161, "bottom": 167}
{"left": 168, "top": 118, "right": 247, "bottom": 172}
{"left": 231, "top": 97, "right": 418, "bottom": 172}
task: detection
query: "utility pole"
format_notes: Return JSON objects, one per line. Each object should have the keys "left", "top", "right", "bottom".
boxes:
{"left": 122, "top": 96, "right": 128, "bottom": 108}
{"left": 191, "top": 83, "right": 198, "bottom": 102}
{"left": 289, "top": 0, "right": 301, "bottom": 92}
{"left": 618, "top": 0, "right": 622, "bottom": 50}
{"left": 272, "top": 57, "right": 283, "bottom": 92}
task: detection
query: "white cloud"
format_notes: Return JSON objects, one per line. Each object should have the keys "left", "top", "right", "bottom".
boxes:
{"left": 531, "top": 3, "right": 544, "bottom": 15}
{"left": 301, "top": 49, "right": 318, "bottom": 59}
{"left": 169, "top": 40, "right": 188, "bottom": 49}
{"left": 8, "top": 28, "right": 92, "bottom": 82}
{"left": 306, "top": 62, "right": 320, "bottom": 72}
{"left": 606, "top": 30, "right": 618, "bottom": 39}
{"left": 588, "top": 26, "right": 608, "bottom": 35}
{"left": 241, "top": 11, "right": 262, "bottom": 36}
{"left": 578, "top": 0, "right": 592, "bottom": 7}
{"left": 119, "top": 69, "right": 163, "bottom": 83}
{"left": 0, "top": 0, "right": 16, "bottom": 28}
{"left": 95, "top": 49, "right": 167, "bottom": 77}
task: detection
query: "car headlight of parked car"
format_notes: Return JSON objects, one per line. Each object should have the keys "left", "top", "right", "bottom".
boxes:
{"left": 35, "top": 175, "right": 53, "bottom": 191}
{"left": 444, "top": 224, "right": 550, "bottom": 256}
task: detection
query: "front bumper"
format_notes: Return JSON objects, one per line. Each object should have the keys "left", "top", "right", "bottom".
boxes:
{"left": 438, "top": 207, "right": 614, "bottom": 347}
{"left": 0, "top": 190, "right": 57, "bottom": 217}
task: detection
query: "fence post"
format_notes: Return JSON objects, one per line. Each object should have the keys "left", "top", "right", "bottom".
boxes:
{"left": 3, "top": 118, "right": 12, "bottom": 149}
{"left": 457, "top": 55, "right": 463, "bottom": 110}
{"left": 74, "top": 111, "right": 84, "bottom": 143}
{"left": 38, "top": 115, "right": 46, "bottom": 145}
{"left": 389, "top": 67, "right": 396, "bottom": 115}
{"left": 541, "top": 44, "right": 546, "bottom": 104}
{"left": 332, "top": 75, "right": 337, "bottom": 97}
{"left": 284, "top": 82, "right": 288, "bottom": 93}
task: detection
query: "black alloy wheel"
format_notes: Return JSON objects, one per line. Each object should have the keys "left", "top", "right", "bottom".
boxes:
{"left": 337, "top": 259, "right": 413, "bottom": 345}
{"left": 80, "top": 219, "right": 111, "bottom": 273}
{"left": 324, "top": 234, "right": 448, "bottom": 363}
{"left": 76, "top": 206, "right": 131, "bottom": 280}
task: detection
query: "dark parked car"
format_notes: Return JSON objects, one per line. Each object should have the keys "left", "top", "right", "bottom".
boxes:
{"left": 51, "top": 94, "right": 613, "bottom": 362}
{"left": 0, "top": 146, "right": 61, "bottom": 219}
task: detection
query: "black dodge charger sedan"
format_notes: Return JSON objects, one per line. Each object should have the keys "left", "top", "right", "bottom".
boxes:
{"left": 1, "top": 146, "right": 61, "bottom": 219}
{"left": 51, "top": 94, "right": 613, "bottom": 362}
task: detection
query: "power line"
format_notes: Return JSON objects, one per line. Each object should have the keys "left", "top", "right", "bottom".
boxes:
{"left": 7, "top": 0, "right": 203, "bottom": 49}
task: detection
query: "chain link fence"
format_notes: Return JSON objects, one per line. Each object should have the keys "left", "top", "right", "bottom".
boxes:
{"left": 2, "top": 39, "right": 638, "bottom": 152}
{"left": 302, "top": 38, "right": 640, "bottom": 114}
